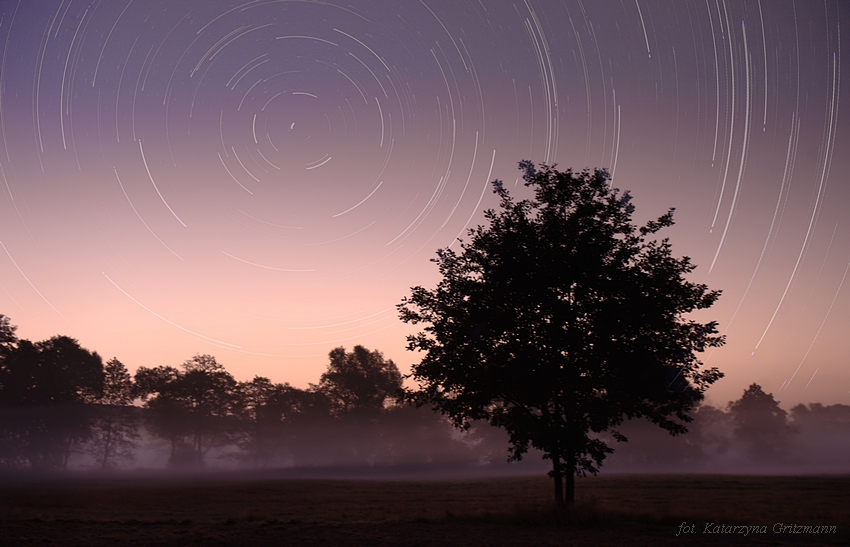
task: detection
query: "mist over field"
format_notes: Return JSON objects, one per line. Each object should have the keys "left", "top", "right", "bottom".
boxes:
{"left": 1, "top": 319, "right": 848, "bottom": 480}
{"left": 113, "top": 401, "right": 850, "bottom": 476}
{"left": 2, "top": 397, "right": 848, "bottom": 480}
{"left": 1, "top": 330, "right": 847, "bottom": 547}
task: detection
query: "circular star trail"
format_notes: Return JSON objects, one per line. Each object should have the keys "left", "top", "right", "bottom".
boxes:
{"left": 0, "top": 0, "right": 847, "bottom": 405}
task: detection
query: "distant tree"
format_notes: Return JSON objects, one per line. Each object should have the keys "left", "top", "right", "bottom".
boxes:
{"left": 237, "top": 376, "right": 301, "bottom": 467}
{"left": 239, "top": 376, "right": 281, "bottom": 428}
{"left": 28, "top": 336, "right": 104, "bottom": 405}
{"left": 134, "top": 365, "right": 181, "bottom": 399}
{"left": 727, "top": 384, "right": 794, "bottom": 462}
{"left": 87, "top": 358, "right": 140, "bottom": 470}
{"left": 272, "top": 384, "right": 342, "bottom": 467}
{"left": 309, "top": 346, "right": 403, "bottom": 465}
{"left": 791, "top": 402, "right": 850, "bottom": 429}
{"left": 0, "top": 314, "right": 16, "bottom": 350}
{"left": 135, "top": 355, "right": 241, "bottom": 467}
{"left": 0, "top": 335, "right": 104, "bottom": 469}
{"left": 691, "top": 404, "right": 734, "bottom": 460}
{"left": 180, "top": 354, "right": 244, "bottom": 465}
{"left": 790, "top": 403, "right": 850, "bottom": 469}
{"left": 399, "top": 162, "right": 724, "bottom": 506}
{"left": 314, "top": 346, "right": 403, "bottom": 416}
{"left": 134, "top": 365, "right": 187, "bottom": 464}
{"left": 0, "top": 318, "right": 24, "bottom": 467}
{"left": 0, "top": 315, "right": 18, "bottom": 465}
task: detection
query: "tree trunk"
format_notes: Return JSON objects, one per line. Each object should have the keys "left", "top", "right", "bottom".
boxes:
{"left": 552, "top": 457, "right": 564, "bottom": 506}
{"left": 101, "top": 429, "right": 112, "bottom": 470}
{"left": 61, "top": 437, "right": 73, "bottom": 471}
{"left": 565, "top": 455, "right": 575, "bottom": 506}
{"left": 101, "top": 413, "right": 114, "bottom": 470}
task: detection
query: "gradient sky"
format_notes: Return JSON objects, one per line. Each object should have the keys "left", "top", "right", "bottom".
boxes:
{"left": 0, "top": 0, "right": 847, "bottom": 408}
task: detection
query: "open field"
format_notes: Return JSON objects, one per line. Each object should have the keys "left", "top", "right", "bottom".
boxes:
{"left": 0, "top": 472, "right": 848, "bottom": 546}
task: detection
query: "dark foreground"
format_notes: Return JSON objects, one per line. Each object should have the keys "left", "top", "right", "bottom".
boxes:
{"left": 0, "top": 472, "right": 847, "bottom": 546}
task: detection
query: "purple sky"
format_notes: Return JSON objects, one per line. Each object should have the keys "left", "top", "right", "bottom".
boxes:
{"left": 0, "top": 0, "right": 847, "bottom": 408}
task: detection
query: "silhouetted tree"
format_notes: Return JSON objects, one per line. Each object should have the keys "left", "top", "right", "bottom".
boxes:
{"left": 0, "top": 334, "right": 104, "bottom": 469}
{"left": 24, "top": 336, "right": 104, "bottom": 405}
{"left": 180, "top": 355, "right": 243, "bottom": 465}
{"left": 0, "top": 315, "right": 20, "bottom": 466}
{"left": 791, "top": 402, "right": 850, "bottom": 431}
{"left": 315, "top": 346, "right": 403, "bottom": 416}
{"left": 399, "top": 162, "right": 724, "bottom": 506}
{"left": 728, "top": 384, "right": 794, "bottom": 462}
{"left": 690, "top": 404, "right": 734, "bottom": 462}
{"left": 135, "top": 356, "right": 242, "bottom": 467}
{"left": 87, "top": 358, "right": 140, "bottom": 469}
{"left": 309, "top": 346, "right": 403, "bottom": 465}
{"left": 0, "top": 314, "right": 15, "bottom": 350}
{"left": 135, "top": 365, "right": 190, "bottom": 465}
{"left": 237, "top": 376, "right": 306, "bottom": 467}
{"left": 275, "top": 385, "right": 342, "bottom": 467}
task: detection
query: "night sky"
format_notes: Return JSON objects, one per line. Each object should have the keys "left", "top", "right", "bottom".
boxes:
{"left": 0, "top": 0, "right": 847, "bottom": 408}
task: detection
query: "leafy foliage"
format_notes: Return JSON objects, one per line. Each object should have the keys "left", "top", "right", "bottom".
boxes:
{"left": 728, "top": 383, "right": 795, "bottom": 461}
{"left": 315, "top": 346, "right": 403, "bottom": 416}
{"left": 0, "top": 334, "right": 104, "bottom": 468}
{"left": 135, "top": 355, "right": 242, "bottom": 467}
{"left": 87, "top": 358, "right": 140, "bottom": 469}
{"left": 237, "top": 377, "right": 314, "bottom": 467}
{"left": 0, "top": 314, "right": 16, "bottom": 350}
{"left": 399, "top": 162, "right": 725, "bottom": 504}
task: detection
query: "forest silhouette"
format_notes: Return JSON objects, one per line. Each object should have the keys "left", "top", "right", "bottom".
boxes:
{"left": 0, "top": 313, "right": 848, "bottom": 478}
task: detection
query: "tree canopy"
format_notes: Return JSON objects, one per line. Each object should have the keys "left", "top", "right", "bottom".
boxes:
{"left": 0, "top": 315, "right": 15, "bottom": 350}
{"left": 0, "top": 330, "right": 104, "bottom": 468}
{"left": 135, "top": 355, "right": 241, "bottom": 467}
{"left": 89, "top": 358, "right": 139, "bottom": 469}
{"left": 315, "top": 345, "right": 403, "bottom": 416}
{"left": 728, "top": 383, "right": 794, "bottom": 461}
{"left": 399, "top": 161, "right": 725, "bottom": 505}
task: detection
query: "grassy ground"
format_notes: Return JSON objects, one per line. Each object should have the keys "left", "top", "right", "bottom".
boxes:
{"left": 0, "top": 472, "right": 847, "bottom": 546}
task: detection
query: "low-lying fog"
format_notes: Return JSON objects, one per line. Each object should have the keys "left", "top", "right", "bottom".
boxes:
{"left": 0, "top": 334, "right": 846, "bottom": 479}
{"left": 1, "top": 399, "right": 848, "bottom": 479}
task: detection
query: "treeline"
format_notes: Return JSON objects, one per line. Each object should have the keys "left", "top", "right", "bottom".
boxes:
{"left": 0, "top": 315, "right": 512, "bottom": 472}
{"left": 1, "top": 314, "right": 848, "bottom": 473}
{"left": 605, "top": 383, "right": 850, "bottom": 473}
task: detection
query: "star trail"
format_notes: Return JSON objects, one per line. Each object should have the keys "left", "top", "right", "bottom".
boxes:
{"left": 0, "top": 0, "right": 847, "bottom": 406}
